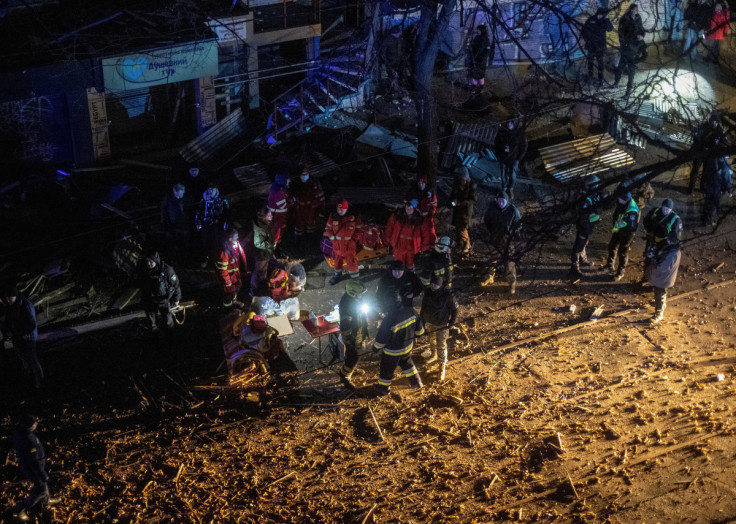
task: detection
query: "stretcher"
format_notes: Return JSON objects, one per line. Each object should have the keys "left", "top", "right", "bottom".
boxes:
{"left": 320, "top": 221, "right": 389, "bottom": 269}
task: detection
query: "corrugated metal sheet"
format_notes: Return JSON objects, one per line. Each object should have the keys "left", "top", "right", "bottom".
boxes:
{"left": 538, "top": 133, "right": 635, "bottom": 184}
{"left": 441, "top": 122, "right": 497, "bottom": 169}
{"left": 233, "top": 151, "right": 341, "bottom": 196}
{"left": 179, "top": 108, "right": 247, "bottom": 165}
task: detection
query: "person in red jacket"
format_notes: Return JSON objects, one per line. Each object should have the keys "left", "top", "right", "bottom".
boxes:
{"left": 215, "top": 228, "right": 248, "bottom": 307}
{"left": 291, "top": 164, "right": 325, "bottom": 247}
{"left": 406, "top": 176, "right": 438, "bottom": 251}
{"left": 707, "top": 2, "right": 731, "bottom": 63}
{"left": 386, "top": 200, "right": 423, "bottom": 272}
{"left": 324, "top": 200, "right": 359, "bottom": 285}
{"left": 267, "top": 173, "right": 291, "bottom": 246}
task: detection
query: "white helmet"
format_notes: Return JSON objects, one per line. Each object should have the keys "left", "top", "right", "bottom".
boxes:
{"left": 435, "top": 236, "right": 452, "bottom": 253}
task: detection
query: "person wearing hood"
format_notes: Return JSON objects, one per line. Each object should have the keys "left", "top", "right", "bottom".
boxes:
{"left": 337, "top": 279, "right": 370, "bottom": 390}
{"left": 613, "top": 4, "right": 646, "bottom": 99}
{"left": 581, "top": 8, "right": 614, "bottom": 84}
{"left": 603, "top": 190, "right": 640, "bottom": 281}
{"left": 420, "top": 276, "right": 458, "bottom": 380}
{"left": 469, "top": 24, "right": 492, "bottom": 92}
{"left": 405, "top": 175, "right": 438, "bottom": 251}
{"left": 195, "top": 185, "right": 229, "bottom": 268}
{"left": 267, "top": 172, "right": 291, "bottom": 246}
{"left": 420, "top": 236, "right": 454, "bottom": 288}
{"left": 324, "top": 200, "right": 359, "bottom": 285}
{"left": 386, "top": 199, "right": 424, "bottom": 272}
{"left": 482, "top": 190, "right": 523, "bottom": 294}
{"left": 248, "top": 207, "right": 276, "bottom": 295}
{"left": 644, "top": 198, "right": 683, "bottom": 323}
{"left": 216, "top": 228, "right": 248, "bottom": 307}
{"left": 12, "top": 414, "right": 59, "bottom": 520}
{"left": 140, "top": 252, "right": 181, "bottom": 331}
{"left": 449, "top": 167, "right": 477, "bottom": 256}
{"left": 290, "top": 164, "right": 325, "bottom": 248}
{"left": 2, "top": 285, "right": 43, "bottom": 389}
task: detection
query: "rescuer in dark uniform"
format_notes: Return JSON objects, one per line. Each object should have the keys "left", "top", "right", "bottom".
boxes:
{"left": 644, "top": 198, "right": 683, "bottom": 323}
{"left": 12, "top": 414, "right": 59, "bottom": 520}
{"left": 419, "top": 276, "right": 458, "bottom": 381}
{"left": 420, "top": 236, "right": 454, "bottom": 288}
{"left": 373, "top": 291, "right": 425, "bottom": 396}
{"left": 337, "top": 279, "right": 370, "bottom": 390}
{"left": 194, "top": 185, "right": 230, "bottom": 268}
{"left": 140, "top": 251, "right": 181, "bottom": 331}
{"left": 481, "top": 190, "right": 523, "bottom": 294}
{"left": 377, "top": 260, "right": 423, "bottom": 311}
{"left": 160, "top": 183, "right": 189, "bottom": 264}
{"left": 602, "top": 190, "right": 640, "bottom": 281}
{"left": 570, "top": 175, "right": 607, "bottom": 279}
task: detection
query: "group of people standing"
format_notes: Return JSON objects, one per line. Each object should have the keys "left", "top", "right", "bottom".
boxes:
{"left": 683, "top": 0, "right": 731, "bottom": 63}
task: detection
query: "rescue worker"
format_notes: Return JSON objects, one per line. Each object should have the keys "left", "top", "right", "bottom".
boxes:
{"left": 373, "top": 291, "right": 424, "bottom": 396}
{"left": 644, "top": 199, "right": 683, "bottom": 323}
{"left": 482, "top": 190, "right": 522, "bottom": 294}
{"left": 405, "top": 175, "right": 438, "bottom": 251}
{"left": 291, "top": 164, "right": 325, "bottom": 248}
{"left": 494, "top": 119, "right": 528, "bottom": 200}
{"left": 182, "top": 167, "right": 210, "bottom": 206}
{"left": 337, "top": 279, "right": 370, "bottom": 390}
{"left": 386, "top": 200, "right": 423, "bottom": 272}
{"left": 12, "top": 414, "right": 59, "bottom": 520}
{"left": 570, "top": 175, "right": 606, "bottom": 279}
{"left": 420, "top": 236, "right": 454, "bottom": 288}
{"left": 195, "top": 185, "right": 229, "bottom": 268}
{"left": 324, "top": 200, "right": 359, "bottom": 285}
{"left": 267, "top": 173, "right": 290, "bottom": 246}
{"left": 140, "top": 251, "right": 181, "bottom": 331}
{"left": 160, "top": 183, "right": 188, "bottom": 264}
{"left": 2, "top": 285, "right": 43, "bottom": 389}
{"left": 603, "top": 191, "right": 640, "bottom": 281}
{"left": 420, "top": 276, "right": 458, "bottom": 381}
{"left": 449, "top": 167, "right": 477, "bottom": 256}
{"left": 215, "top": 228, "right": 247, "bottom": 307}
{"left": 249, "top": 207, "right": 276, "bottom": 296}
{"left": 377, "top": 260, "right": 423, "bottom": 312}
{"left": 581, "top": 8, "right": 613, "bottom": 85}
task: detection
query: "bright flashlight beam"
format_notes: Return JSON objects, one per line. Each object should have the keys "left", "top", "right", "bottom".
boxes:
{"left": 360, "top": 303, "right": 370, "bottom": 314}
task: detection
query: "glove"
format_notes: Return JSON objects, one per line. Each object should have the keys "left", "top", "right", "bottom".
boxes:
{"left": 372, "top": 345, "right": 381, "bottom": 354}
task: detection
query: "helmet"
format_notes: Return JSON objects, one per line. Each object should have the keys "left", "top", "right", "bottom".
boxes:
{"left": 275, "top": 173, "right": 288, "bottom": 186}
{"left": 435, "top": 236, "right": 452, "bottom": 252}
{"left": 203, "top": 187, "right": 219, "bottom": 201}
{"left": 345, "top": 279, "right": 367, "bottom": 297}
{"left": 583, "top": 175, "right": 599, "bottom": 188}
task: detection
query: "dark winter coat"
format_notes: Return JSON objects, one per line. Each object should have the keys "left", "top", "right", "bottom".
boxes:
{"left": 575, "top": 192, "right": 604, "bottom": 236}
{"left": 141, "top": 252, "right": 181, "bottom": 307}
{"left": 4, "top": 295, "right": 38, "bottom": 344}
{"left": 339, "top": 293, "right": 369, "bottom": 338}
{"left": 483, "top": 201, "right": 522, "bottom": 247}
{"left": 684, "top": 2, "right": 711, "bottom": 31}
{"left": 581, "top": 12, "right": 613, "bottom": 52}
{"left": 377, "top": 270, "right": 423, "bottom": 311}
{"left": 12, "top": 424, "right": 47, "bottom": 485}
{"left": 643, "top": 208, "right": 683, "bottom": 250}
{"left": 420, "top": 286, "right": 458, "bottom": 327}
{"left": 160, "top": 193, "right": 188, "bottom": 232}
{"left": 469, "top": 32, "right": 492, "bottom": 78}
{"left": 420, "top": 249, "right": 453, "bottom": 287}
{"left": 449, "top": 180, "right": 477, "bottom": 229}
{"left": 618, "top": 10, "right": 646, "bottom": 62}
{"left": 494, "top": 125, "right": 528, "bottom": 167}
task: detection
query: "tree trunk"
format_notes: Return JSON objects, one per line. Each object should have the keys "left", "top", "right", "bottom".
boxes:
{"left": 413, "top": 0, "right": 457, "bottom": 187}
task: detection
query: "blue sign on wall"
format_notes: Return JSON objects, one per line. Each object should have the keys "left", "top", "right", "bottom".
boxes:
{"left": 102, "top": 40, "right": 219, "bottom": 92}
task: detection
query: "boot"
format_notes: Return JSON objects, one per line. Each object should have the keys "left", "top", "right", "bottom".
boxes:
{"left": 650, "top": 310, "right": 664, "bottom": 324}
{"left": 601, "top": 262, "right": 614, "bottom": 272}
{"left": 409, "top": 374, "right": 424, "bottom": 389}
{"left": 329, "top": 272, "right": 342, "bottom": 286}
{"left": 509, "top": 281, "right": 516, "bottom": 295}
{"left": 339, "top": 373, "right": 356, "bottom": 391}
{"left": 481, "top": 270, "right": 495, "bottom": 286}
{"left": 421, "top": 348, "right": 437, "bottom": 364}
{"left": 580, "top": 258, "right": 592, "bottom": 267}
{"left": 569, "top": 262, "right": 583, "bottom": 279}
{"left": 613, "top": 270, "right": 625, "bottom": 282}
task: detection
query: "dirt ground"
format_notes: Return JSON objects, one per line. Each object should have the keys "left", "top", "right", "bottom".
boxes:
{"left": 3, "top": 48, "right": 736, "bottom": 523}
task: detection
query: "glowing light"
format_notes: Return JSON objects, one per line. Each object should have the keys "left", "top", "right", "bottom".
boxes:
{"left": 360, "top": 303, "right": 370, "bottom": 314}
{"left": 648, "top": 68, "right": 715, "bottom": 106}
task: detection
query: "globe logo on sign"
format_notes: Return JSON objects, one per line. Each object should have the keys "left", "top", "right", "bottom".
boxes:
{"left": 122, "top": 56, "right": 148, "bottom": 80}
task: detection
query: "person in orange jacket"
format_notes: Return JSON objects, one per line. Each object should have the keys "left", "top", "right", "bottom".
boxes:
{"left": 324, "top": 200, "right": 359, "bottom": 285}
{"left": 291, "top": 164, "right": 325, "bottom": 247}
{"left": 707, "top": 2, "right": 731, "bottom": 63}
{"left": 267, "top": 173, "right": 290, "bottom": 246}
{"left": 215, "top": 228, "right": 247, "bottom": 307}
{"left": 386, "top": 200, "right": 423, "bottom": 272}
{"left": 405, "top": 176, "right": 438, "bottom": 251}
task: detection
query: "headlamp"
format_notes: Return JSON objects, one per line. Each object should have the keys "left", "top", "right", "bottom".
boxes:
{"left": 360, "top": 302, "right": 371, "bottom": 314}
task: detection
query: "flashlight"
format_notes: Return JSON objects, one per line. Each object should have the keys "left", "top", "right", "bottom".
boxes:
{"left": 360, "top": 302, "right": 371, "bottom": 314}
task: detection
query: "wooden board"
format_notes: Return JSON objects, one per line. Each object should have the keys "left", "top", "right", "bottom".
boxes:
{"left": 538, "top": 133, "right": 635, "bottom": 184}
